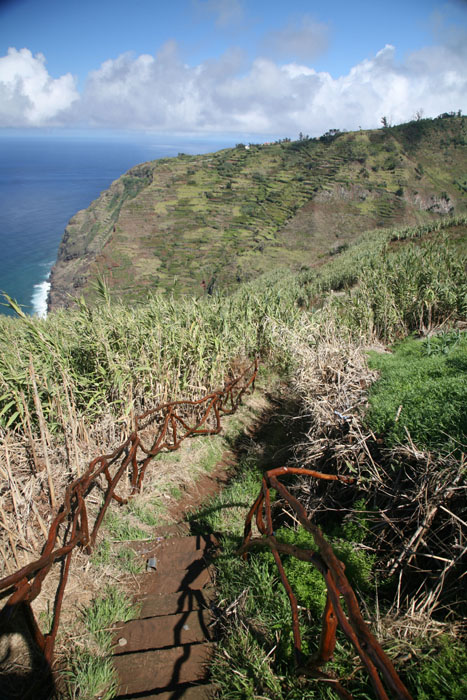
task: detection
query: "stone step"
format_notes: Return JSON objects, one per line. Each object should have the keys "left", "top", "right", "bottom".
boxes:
{"left": 114, "top": 642, "right": 213, "bottom": 696}
{"left": 127, "top": 534, "right": 218, "bottom": 570}
{"left": 132, "top": 560, "right": 213, "bottom": 596}
{"left": 117, "top": 682, "right": 215, "bottom": 699}
{"left": 113, "top": 609, "right": 212, "bottom": 653}
{"left": 138, "top": 588, "right": 215, "bottom": 618}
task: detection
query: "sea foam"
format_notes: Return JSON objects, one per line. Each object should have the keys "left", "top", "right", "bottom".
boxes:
{"left": 31, "top": 275, "right": 51, "bottom": 319}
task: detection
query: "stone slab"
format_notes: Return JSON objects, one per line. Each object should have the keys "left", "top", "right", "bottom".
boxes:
{"left": 138, "top": 588, "right": 215, "bottom": 618}
{"left": 114, "top": 643, "right": 213, "bottom": 695}
{"left": 113, "top": 609, "right": 212, "bottom": 653}
{"left": 118, "top": 684, "right": 215, "bottom": 699}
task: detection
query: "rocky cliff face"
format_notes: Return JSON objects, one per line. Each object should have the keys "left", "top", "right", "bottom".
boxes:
{"left": 47, "top": 116, "right": 467, "bottom": 311}
{"left": 48, "top": 164, "right": 153, "bottom": 310}
{"left": 48, "top": 203, "right": 111, "bottom": 310}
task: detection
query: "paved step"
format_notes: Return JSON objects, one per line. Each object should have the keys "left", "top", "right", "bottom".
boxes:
{"left": 128, "top": 534, "right": 218, "bottom": 597}
{"left": 113, "top": 609, "right": 212, "bottom": 652}
{"left": 127, "top": 534, "right": 218, "bottom": 567}
{"left": 113, "top": 532, "right": 218, "bottom": 698}
{"left": 133, "top": 560, "right": 213, "bottom": 596}
{"left": 117, "top": 683, "right": 215, "bottom": 699}
{"left": 139, "top": 588, "right": 215, "bottom": 618}
{"left": 114, "top": 642, "right": 213, "bottom": 696}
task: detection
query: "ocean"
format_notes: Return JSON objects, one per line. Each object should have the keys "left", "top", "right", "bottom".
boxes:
{"left": 0, "top": 132, "right": 231, "bottom": 318}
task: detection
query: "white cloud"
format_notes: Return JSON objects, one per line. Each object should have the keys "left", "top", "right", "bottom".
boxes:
{"left": 0, "top": 48, "right": 78, "bottom": 127}
{"left": 1, "top": 34, "right": 466, "bottom": 135}
{"left": 74, "top": 40, "right": 466, "bottom": 135}
{"left": 80, "top": 42, "right": 206, "bottom": 130}
{"left": 193, "top": 0, "right": 244, "bottom": 28}
{"left": 261, "top": 15, "right": 329, "bottom": 62}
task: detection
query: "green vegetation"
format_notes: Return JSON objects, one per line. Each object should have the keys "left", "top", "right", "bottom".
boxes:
{"left": 1, "top": 216, "right": 465, "bottom": 441}
{"left": 83, "top": 586, "right": 139, "bottom": 649}
{"left": 49, "top": 114, "right": 467, "bottom": 308}
{"left": 403, "top": 635, "right": 467, "bottom": 700}
{"left": 367, "top": 332, "right": 467, "bottom": 453}
{"left": 189, "top": 459, "right": 379, "bottom": 697}
{"left": 65, "top": 650, "right": 117, "bottom": 700}
{"left": 103, "top": 510, "right": 149, "bottom": 542}
{"left": 330, "top": 233, "right": 466, "bottom": 341}
{"left": 181, "top": 216, "right": 465, "bottom": 698}
{"left": 115, "top": 547, "right": 144, "bottom": 574}
{"left": 65, "top": 587, "right": 138, "bottom": 700}
{"left": 127, "top": 498, "right": 162, "bottom": 527}
{"left": 0, "top": 120, "right": 466, "bottom": 699}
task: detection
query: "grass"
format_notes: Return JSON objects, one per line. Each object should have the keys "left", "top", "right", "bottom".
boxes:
{"left": 188, "top": 454, "right": 383, "bottom": 698}
{"left": 103, "top": 510, "right": 150, "bottom": 542}
{"left": 188, "top": 455, "right": 263, "bottom": 538}
{"left": 83, "top": 586, "right": 139, "bottom": 649}
{"left": 90, "top": 539, "right": 112, "bottom": 568}
{"left": 366, "top": 331, "right": 467, "bottom": 453}
{"left": 65, "top": 586, "right": 139, "bottom": 700}
{"left": 91, "top": 539, "right": 144, "bottom": 574}
{"left": 402, "top": 635, "right": 467, "bottom": 700}
{"left": 116, "top": 547, "right": 144, "bottom": 574}
{"left": 185, "top": 303, "right": 466, "bottom": 699}
{"left": 198, "top": 436, "right": 225, "bottom": 474}
{"left": 127, "top": 498, "right": 163, "bottom": 527}
{"left": 190, "top": 435, "right": 466, "bottom": 699}
{"left": 66, "top": 649, "right": 117, "bottom": 700}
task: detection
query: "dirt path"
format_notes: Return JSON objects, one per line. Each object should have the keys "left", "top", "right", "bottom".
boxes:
{"left": 112, "top": 530, "right": 217, "bottom": 698}
{"left": 110, "top": 452, "right": 238, "bottom": 699}
{"left": 109, "top": 389, "right": 297, "bottom": 699}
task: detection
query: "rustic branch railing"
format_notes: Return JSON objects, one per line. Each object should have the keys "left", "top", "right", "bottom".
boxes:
{"left": 240, "top": 466, "right": 413, "bottom": 700}
{"left": 0, "top": 359, "right": 258, "bottom": 664}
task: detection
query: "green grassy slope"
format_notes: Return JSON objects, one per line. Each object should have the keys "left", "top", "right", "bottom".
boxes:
{"left": 48, "top": 114, "right": 467, "bottom": 309}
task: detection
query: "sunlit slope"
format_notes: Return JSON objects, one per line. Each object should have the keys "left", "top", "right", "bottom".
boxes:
{"left": 48, "top": 114, "right": 467, "bottom": 309}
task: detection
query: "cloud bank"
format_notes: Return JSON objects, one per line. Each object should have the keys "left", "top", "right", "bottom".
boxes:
{"left": 1, "top": 37, "right": 466, "bottom": 135}
{"left": 0, "top": 48, "right": 78, "bottom": 127}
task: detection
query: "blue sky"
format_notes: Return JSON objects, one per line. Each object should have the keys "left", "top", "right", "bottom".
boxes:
{"left": 1, "top": 0, "right": 466, "bottom": 138}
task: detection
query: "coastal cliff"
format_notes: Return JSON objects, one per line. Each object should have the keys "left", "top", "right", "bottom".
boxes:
{"left": 48, "top": 164, "right": 153, "bottom": 310}
{"left": 48, "top": 115, "right": 467, "bottom": 310}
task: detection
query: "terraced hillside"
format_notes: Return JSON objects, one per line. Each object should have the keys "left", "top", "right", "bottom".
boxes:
{"left": 48, "top": 114, "right": 467, "bottom": 309}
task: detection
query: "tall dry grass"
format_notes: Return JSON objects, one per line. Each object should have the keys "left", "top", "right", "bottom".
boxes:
{"left": 0, "top": 214, "right": 465, "bottom": 576}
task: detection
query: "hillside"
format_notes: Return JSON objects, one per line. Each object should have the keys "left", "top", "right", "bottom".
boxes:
{"left": 48, "top": 113, "right": 467, "bottom": 309}
{"left": 0, "top": 212, "right": 466, "bottom": 699}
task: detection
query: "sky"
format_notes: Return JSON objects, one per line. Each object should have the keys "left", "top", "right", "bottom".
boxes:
{"left": 0, "top": 0, "right": 466, "bottom": 140}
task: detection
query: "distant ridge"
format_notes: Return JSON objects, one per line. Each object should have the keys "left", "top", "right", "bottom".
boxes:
{"left": 48, "top": 114, "right": 467, "bottom": 310}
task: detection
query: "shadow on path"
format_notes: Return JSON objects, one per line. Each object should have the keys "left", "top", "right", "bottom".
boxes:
{"left": 0, "top": 601, "right": 56, "bottom": 700}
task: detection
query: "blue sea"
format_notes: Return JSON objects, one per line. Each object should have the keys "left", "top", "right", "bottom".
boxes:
{"left": 0, "top": 131, "right": 232, "bottom": 318}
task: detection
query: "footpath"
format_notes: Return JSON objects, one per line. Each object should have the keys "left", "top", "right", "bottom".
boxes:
{"left": 112, "top": 526, "right": 217, "bottom": 699}
{"left": 110, "top": 456, "right": 238, "bottom": 699}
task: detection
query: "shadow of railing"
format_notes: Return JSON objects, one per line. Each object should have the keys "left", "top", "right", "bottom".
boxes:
{"left": 0, "top": 601, "right": 55, "bottom": 699}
